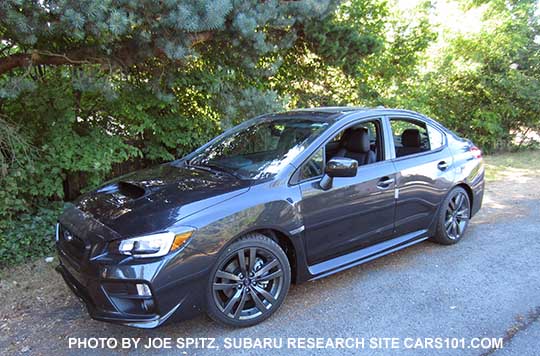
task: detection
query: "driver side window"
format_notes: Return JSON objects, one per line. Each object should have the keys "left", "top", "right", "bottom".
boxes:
{"left": 298, "top": 119, "right": 383, "bottom": 182}
{"left": 325, "top": 119, "right": 382, "bottom": 164}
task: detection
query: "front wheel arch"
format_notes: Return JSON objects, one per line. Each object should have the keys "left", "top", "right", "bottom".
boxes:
{"left": 215, "top": 227, "right": 299, "bottom": 284}
{"left": 205, "top": 232, "right": 291, "bottom": 327}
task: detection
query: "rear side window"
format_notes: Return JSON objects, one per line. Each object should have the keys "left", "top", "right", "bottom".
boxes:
{"left": 390, "top": 119, "right": 429, "bottom": 158}
{"left": 390, "top": 118, "right": 446, "bottom": 158}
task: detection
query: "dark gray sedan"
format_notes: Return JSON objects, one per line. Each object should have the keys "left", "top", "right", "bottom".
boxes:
{"left": 56, "top": 107, "right": 484, "bottom": 328}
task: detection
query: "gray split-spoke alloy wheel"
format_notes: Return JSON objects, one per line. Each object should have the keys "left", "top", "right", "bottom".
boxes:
{"left": 206, "top": 233, "right": 291, "bottom": 327}
{"left": 432, "top": 186, "right": 471, "bottom": 245}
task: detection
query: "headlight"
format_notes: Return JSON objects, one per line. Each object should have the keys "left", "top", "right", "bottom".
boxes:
{"left": 118, "top": 228, "right": 195, "bottom": 258}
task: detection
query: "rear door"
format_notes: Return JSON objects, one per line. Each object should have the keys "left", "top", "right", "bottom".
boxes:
{"left": 296, "top": 117, "right": 397, "bottom": 265}
{"left": 389, "top": 116, "right": 455, "bottom": 235}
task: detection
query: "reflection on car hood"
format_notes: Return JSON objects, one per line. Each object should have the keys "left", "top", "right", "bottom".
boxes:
{"left": 72, "top": 162, "right": 251, "bottom": 237}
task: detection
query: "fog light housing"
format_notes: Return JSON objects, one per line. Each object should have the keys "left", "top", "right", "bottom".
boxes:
{"left": 136, "top": 283, "right": 152, "bottom": 297}
{"left": 102, "top": 282, "right": 157, "bottom": 315}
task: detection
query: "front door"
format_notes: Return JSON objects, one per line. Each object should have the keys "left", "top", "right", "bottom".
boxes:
{"left": 297, "top": 118, "right": 397, "bottom": 265}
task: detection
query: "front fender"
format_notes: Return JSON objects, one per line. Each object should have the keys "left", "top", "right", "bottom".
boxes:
{"left": 184, "top": 178, "right": 304, "bottom": 257}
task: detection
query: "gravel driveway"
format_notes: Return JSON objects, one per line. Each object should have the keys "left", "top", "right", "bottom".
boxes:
{"left": 1, "top": 164, "right": 539, "bottom": 355}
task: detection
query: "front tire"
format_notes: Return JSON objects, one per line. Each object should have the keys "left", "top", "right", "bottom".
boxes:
{"left": 206, "top": 233, "right": 291, "bottom": 327}
{"left": 432, "top": 187, "right": 471, "bottom": 245}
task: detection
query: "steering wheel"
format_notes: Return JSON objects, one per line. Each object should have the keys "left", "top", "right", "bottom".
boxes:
{"left": 304, "top": 159, "right": 322, "bottom": 177}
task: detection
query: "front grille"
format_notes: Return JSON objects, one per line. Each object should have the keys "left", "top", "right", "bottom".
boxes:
{"left": 58, "top": 224, "right": 87, "bottom": 270}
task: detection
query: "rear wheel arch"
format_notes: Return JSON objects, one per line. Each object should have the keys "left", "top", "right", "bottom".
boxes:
{"left": 454, "top": 182, "right": 474, "bottom": 217}
{"left": 432, "top": 185, "right": 471, "bottom": 245}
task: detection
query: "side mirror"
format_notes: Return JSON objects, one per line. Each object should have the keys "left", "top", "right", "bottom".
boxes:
{"left": 319, "top": 158, "right": 358, "bottom": 190}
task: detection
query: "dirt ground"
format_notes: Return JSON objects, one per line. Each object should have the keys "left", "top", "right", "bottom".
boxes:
{"left": 1, "top": 153, "right": 539, "bottom": 355}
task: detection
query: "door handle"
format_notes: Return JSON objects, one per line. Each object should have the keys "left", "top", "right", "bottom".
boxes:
{"left": 437, "top": 161, "right": 449, "bottom": 171}
{"left": 377, "top": 177, "right": 395, "bottom": 189}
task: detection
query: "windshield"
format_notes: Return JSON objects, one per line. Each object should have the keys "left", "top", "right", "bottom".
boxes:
{"left": 188, "top": 116, "right": 331, "bottom": 180}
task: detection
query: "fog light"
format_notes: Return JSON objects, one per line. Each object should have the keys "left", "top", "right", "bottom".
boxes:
{"left": 136, "top": 283, "right": 152, "bottom": 297}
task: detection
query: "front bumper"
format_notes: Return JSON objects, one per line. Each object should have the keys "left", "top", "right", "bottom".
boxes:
{"left": 56, "top": 247, "right": 212, "bottom": 328}
{"left": 55, "top": 209, "right": 215, "bottom": 328}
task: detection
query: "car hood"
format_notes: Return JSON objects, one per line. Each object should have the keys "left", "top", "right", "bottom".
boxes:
{"left": 69, "top": 162, "right": 251, "bottom": 238}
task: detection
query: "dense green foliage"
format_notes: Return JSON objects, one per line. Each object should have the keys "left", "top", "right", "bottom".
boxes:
{"left": 401, "top": 0, "right": 540, "bottom": 151}
{"left": 0, "top": 0, "right": 538, "bottom": 266}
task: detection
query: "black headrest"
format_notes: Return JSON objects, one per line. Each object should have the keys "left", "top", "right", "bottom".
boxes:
{"left": 401, "top": 129, "right": 421, "bottom": 147}
{"left": 344, "top": 128, "right": 370, "bottom": 153}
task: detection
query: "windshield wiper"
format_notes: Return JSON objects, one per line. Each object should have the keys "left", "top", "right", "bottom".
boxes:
{"left": 189, "top": 161, "right": 244, "bottom": 180}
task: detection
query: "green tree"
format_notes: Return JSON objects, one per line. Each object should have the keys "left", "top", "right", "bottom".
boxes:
{"left": 403, "top": 0, "right": 540, "bottom": 151}
{"left": 271, "top": 0, "right": 435, "bottom": 108}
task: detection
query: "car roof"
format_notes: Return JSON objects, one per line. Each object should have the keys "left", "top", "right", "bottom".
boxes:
{"left": 290, "top": 106, "right": 370, "bottom": 114}
{"left": 265, "top": 107, "right": 446, "bottom": 132}
{"left": 286, "top": 106, "right": 426, "bottom": 118}
{"left": 286, "top": 106, "right": 445, "bottom": 127}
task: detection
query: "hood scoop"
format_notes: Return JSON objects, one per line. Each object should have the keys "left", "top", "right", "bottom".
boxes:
{"left": 117, "top": 181, "right": 146, "bottom": 199}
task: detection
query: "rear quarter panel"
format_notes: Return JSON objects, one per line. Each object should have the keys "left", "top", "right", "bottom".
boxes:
{"left": 447, "top": 134, "right": 485, "bottom": 217}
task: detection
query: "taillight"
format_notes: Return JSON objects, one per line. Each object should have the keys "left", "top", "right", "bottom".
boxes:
{"left": 470, "top": 145, "right": 482, "bottom": 159}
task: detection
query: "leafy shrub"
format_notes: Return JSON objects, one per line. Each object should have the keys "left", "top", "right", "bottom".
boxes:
{"left": 0, "top": 202, "right": 62, "bottom": 267}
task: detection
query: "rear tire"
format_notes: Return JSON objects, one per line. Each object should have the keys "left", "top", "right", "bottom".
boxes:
{"left": 432, "top": 187, "right": 471, "bottom": 245}
{"left": 206, "top": 233, "right": 291, "bottom": 327}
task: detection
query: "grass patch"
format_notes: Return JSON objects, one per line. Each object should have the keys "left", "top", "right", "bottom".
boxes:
{"left": 484, "top": 149, "right": 540, "bottom": 181}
